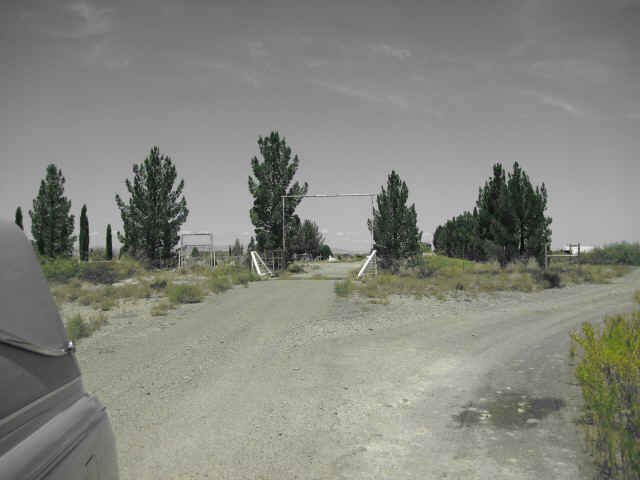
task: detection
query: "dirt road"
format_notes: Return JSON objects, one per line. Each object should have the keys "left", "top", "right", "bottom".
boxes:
{"left": 76, "top": 265, "right": 640, "bottom": 479}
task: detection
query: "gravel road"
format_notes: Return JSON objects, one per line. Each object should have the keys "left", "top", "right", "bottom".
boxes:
{"left": 75, "top": 265, "right": 640, "bottom": 479}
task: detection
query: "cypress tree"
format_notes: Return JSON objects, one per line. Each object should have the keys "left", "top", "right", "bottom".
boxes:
{"left": 106, "top": 224, "right": 113, "bottom": 260}
{"left": 15, "top": 207, "right": 23, "bottom": 230}
{"left": 79, "top": 204, "right": 89, "bottom": 261}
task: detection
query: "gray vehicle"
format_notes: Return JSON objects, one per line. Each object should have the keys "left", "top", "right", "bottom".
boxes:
{"left": 0, "top": 220, "right": 119, "bottom": 479}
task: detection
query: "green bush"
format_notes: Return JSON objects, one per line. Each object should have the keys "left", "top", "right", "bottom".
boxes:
{"left": 79, "top": 262, "right": 120, "bottom": 284}
{"left": 542, "top": 271, "right": 562, "bottom": 288}
{"left": 150, "top": 278, "right": 168, "bottom": 290}
{"left": 208, "top": 276, "right": 232, "bottom": 294}
{"left": 167, "top": 283, "right": 203, "bottom": 303}
{"left": 578, "top": 242, "right": 640, "bottom": 266}
{"left": 231, "top": 271, "right": 259, "bottom": 287}
{"left": 570, "top": 304, "right": 640, "bottom": 478}
{"left": 288, "top": 263, "right": 306, "bottom": 273}
{"left": 66, "top": 314, "right": 90, "bottom": 341}
{"left": 40, "top": 257, "right": 81, "bottom": 283}
{"left": 334, "top": 278, "right": 353, "bottom": 297}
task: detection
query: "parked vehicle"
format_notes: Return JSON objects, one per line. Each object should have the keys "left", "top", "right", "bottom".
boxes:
{"left": 0, "top": 220, "right": 119, "bottom": 479}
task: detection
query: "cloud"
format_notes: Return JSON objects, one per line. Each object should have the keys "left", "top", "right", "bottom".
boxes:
{"left": 310, "top": 79, "right": 407, "bottom": 109}
{"left": 86, "top": 41, "right": 131, "bottom": 69}
{"left": 519, "top": 89, "right": 583, "bottom": 117}
{"left": 304, "top": 58, "right": 329, "bottom": 69}
{"left": 530, "top": 58, "right": 612, "bottom": 85}
{"left": 59, "top": 1, "right": 114, "bottom": 39}
{"left": 538, "top": 94, "right": 581, "bottom": 116}
{"left": 248, "top": 41, "right": 269, "bottom": 58}
{"left": 628, "top": 113, "right": 640, "bottom": 121}
{"left": 336, "top": 232, "right": 344, "bottom": 237}
{"left": 370, "top": 43, "right": 411, "bottom": 60}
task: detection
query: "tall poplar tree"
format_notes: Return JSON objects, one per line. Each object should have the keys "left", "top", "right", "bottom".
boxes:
{"left": 79, "top": 204, "right": 89, "bottom": 261}
{"left": 369, "top": 170, "right": 422, "bottom": 266}
{"left": 29, "top": 164, "right": 76, "bottom": 258}
{"left": 115, "top": 146, "right": 189, "bottom": 265}
{"left": 248, "top": 131, "right": 308, "bottom": 253}
{"left": 14, "top": 207, "right": 23, "bottom": 230}
{"left": 105, "top": 224, "right": 113, "bottom": 260}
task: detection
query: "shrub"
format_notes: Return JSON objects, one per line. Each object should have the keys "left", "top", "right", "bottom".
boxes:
{"left": 634, "top": 290, "right": 640, "bottom": 305}
{"left": 208, "top": 276, "right": 232, "bottom": 294}
{"left": 167, "top": 283, "right": 203, "bottom": 303}
{"left": 151, "top": 301, "right": 173, "bottom": 316}
{"left": 542, "top": 271, "right": 561, "bottom": 288}
{"left": 89, "top": 312, "right": 108, "bottom": 331}
{"left": 80, "top": 262, "right": 119, "bottom": 284}
{"left": 66, "top": 314, "right": 90, "bottom": 341}
{"left": 99, "top": 297, "right": 117, "bottom": 311}
{"left": 578, "top": 242, "right": 640, "bottom": 266}
{"left": 150, "top": 278, "right": 168, "bottom": 290}
{"left": 288, "top": 263, "right": 305, "bottom": 273}
{"left": 231, "top": 271, "right": 258, "bottom": 287}
{"left": 570, "top": 306, "right": 640, "bottom": 478}
{"left": 334, "top": 278, "right": 353, "bottom": 297}
{"left": 40, "top": 257, "right": 81, "bottom": 283}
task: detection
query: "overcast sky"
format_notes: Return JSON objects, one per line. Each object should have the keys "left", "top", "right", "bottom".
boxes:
{"left": 1, "top": 0, "right": 638, "bottom": 252}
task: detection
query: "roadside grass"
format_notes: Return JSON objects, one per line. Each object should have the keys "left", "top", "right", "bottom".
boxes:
{"left": 569, "top": 294, "right": 640, "bottom": 479}
{"left": 288, "top": 263, "right": 306, "bottom": 273}
{"left": 334, "top": 278, "right": 353, "bottom": 297}
{"left": 577, "top": 242, "right": 640, "bottom": 266}
{"left": 167, "top": 283, "right": 203, "bottom": 304}
{"left": 344, "top": 255, "right": 631, "bottom": 301}
{"left": 65, "top": 312, "right": 108, "bottom": 342}
{"left": 151, "top": 300, "right": 174, "bottom": 316}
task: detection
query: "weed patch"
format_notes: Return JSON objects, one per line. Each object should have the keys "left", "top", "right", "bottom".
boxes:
{"left": 334, "top": 278, "right": 353, "bottom": 297}
{"left": 167, "top": 284, "right": 203, "bottom": 304}
{"left": 151, "top": 301, "right": 174, "bottom": 316}
{"left": 570, "top": 298, "right": 640, "bottom": 478}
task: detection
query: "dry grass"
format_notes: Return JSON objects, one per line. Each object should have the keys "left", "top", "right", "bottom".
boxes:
{"left": 348, "top": 255, "right": 631, "bottom": 301}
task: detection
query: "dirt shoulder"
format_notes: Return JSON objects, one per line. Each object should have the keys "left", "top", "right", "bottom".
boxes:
{"left": 75, "top": 265, "right": 640, "bottom": 479}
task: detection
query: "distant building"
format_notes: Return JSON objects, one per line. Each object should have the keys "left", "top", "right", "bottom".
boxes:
{"left": 561, "top": 243, "right": 595, "bottom": 256}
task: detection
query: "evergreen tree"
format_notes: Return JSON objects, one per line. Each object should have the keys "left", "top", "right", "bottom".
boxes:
{"left": 29, "top": 164, "right": 76, "bottom": 258}
{"left": 14, "top": 207, "right": 23, "bottom": 230}
{"left": 369, "top": 170, "right": 422, "bottom": 266}
{"left": 79, "top": 204, "right": 89, "bottom": 261}
{"left": 291, "top": 219, "right": 324, "bottom": 257}
{"left": 115, "top": 146, "right": 189, "bottom": 265}
{"left": 231, "top": 238, "right": 244, "bottom": 256}
{"left": 191, "top": 247, "right": 200, "bottom": 258}
{"left": 106, "top": 224, "right": 113, "bottom": 260}
{"left": 248, "top": 131, "right": 308, "bottom": 254}
{"left": 434, "top": 162, "right": 551, "bottom": 266}
{"left": 319, "top": 244, "right": 333, "bottom": 260}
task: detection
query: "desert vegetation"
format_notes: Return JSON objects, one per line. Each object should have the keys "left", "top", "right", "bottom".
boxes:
{"left": 343, "top": 254, "right": 630, "bottom": 302}
{"left": 569, "top": 292, "right": 640, "bottom": 478}
{"left": 576, "top": 242, "right": 640, "bottom": 266}
{"left": 52, "top": 258, "right": 261, "bottom": 341}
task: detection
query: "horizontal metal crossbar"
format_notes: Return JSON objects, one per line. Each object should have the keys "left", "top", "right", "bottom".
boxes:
{"left": 281, "top": 193, "right": 374, "bottom": 198}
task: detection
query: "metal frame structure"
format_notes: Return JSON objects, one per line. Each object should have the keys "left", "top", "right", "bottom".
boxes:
{"left": 178, "top": 231, "right": 214, "bottom": 269}
{"left": 280, "top": 193, "right": 375, "bottom": 263}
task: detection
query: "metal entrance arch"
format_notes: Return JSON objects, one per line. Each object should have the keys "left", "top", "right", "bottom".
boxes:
{"left": 280, "top": 193, "right": 375, "bottom": 263}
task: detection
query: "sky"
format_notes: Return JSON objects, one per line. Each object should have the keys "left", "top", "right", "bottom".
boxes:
{"left": 1, "top": 0, "right": 639, "bottom": 252}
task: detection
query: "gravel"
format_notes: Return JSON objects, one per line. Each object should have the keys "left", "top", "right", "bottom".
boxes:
{"left": 73, "top": 264, "right": 640, "bottom": 479}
